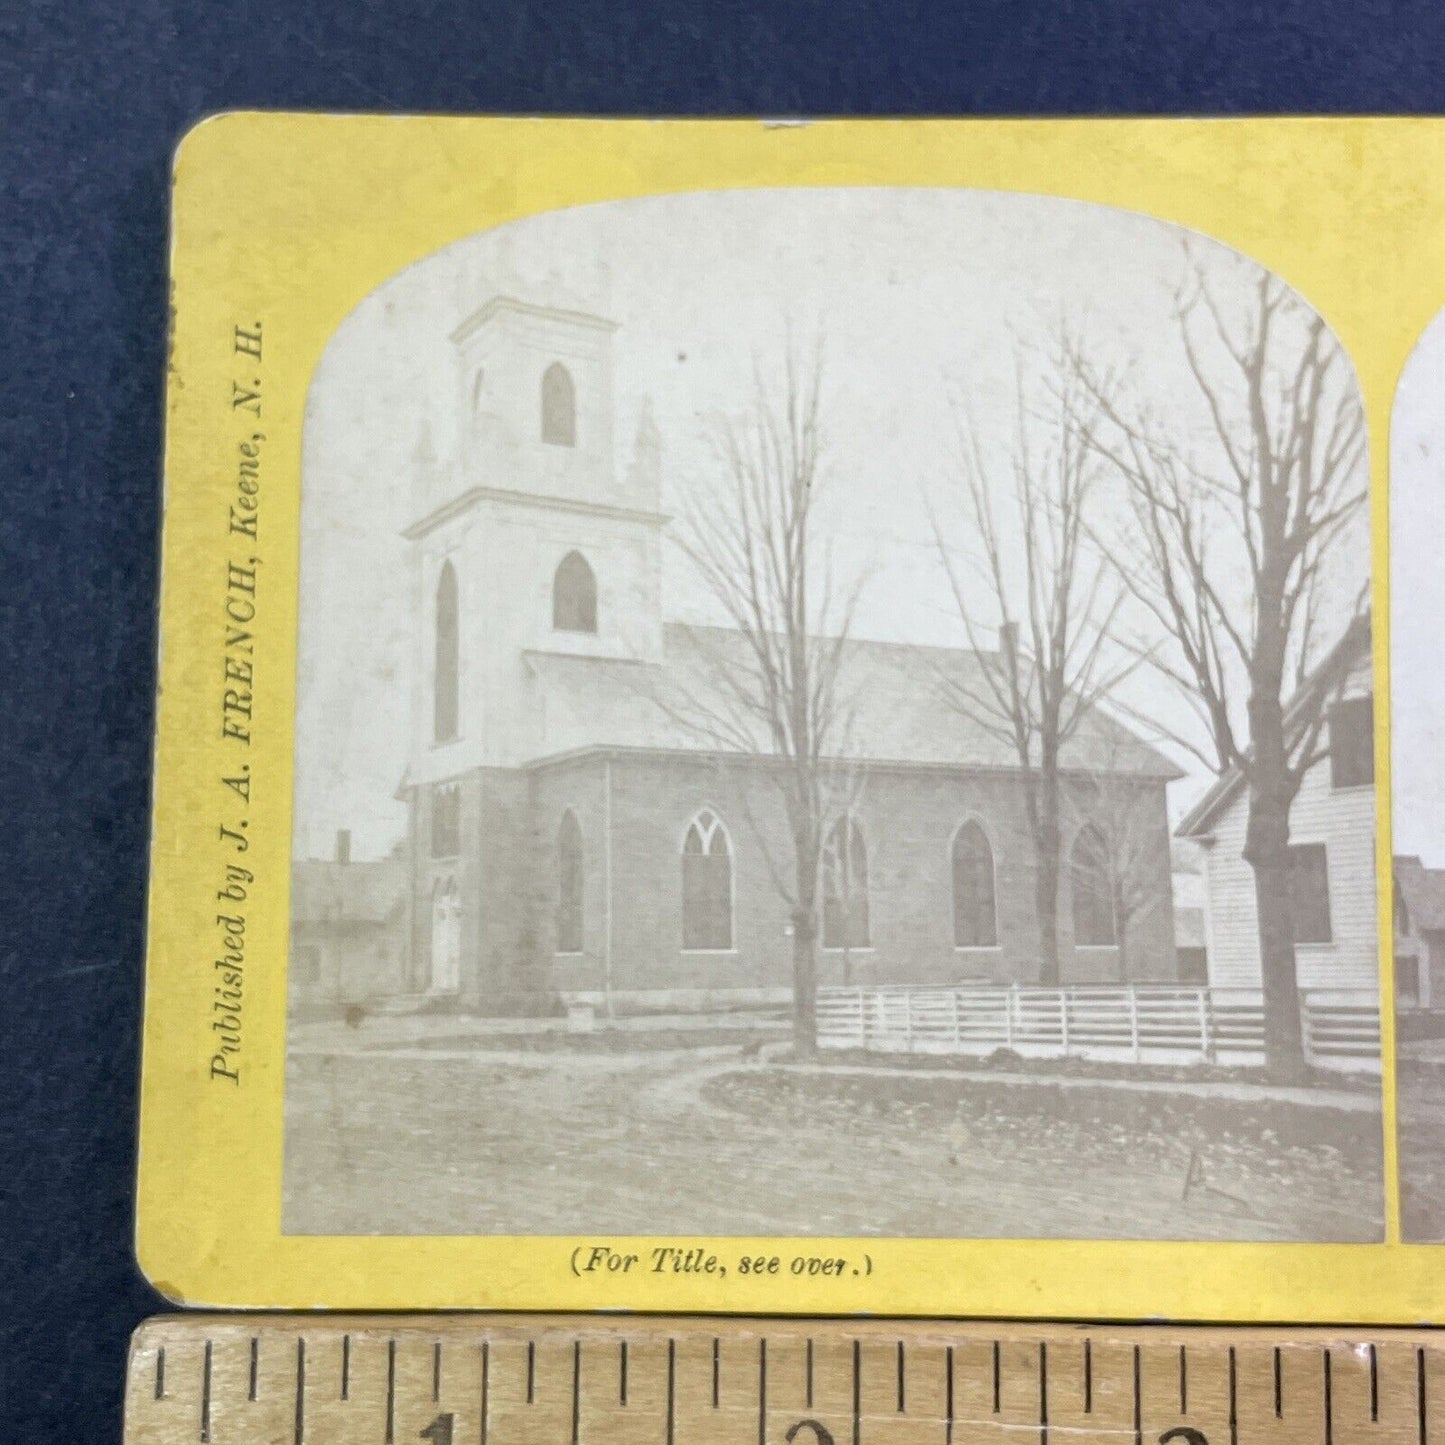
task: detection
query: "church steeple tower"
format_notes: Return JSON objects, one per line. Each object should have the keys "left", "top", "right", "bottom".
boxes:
{"left": 402, "top": 290, "right": 668, "bottom": 779}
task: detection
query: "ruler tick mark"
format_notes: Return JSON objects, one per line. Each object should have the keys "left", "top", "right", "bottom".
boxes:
{"left": 1323, "top": 1348, "right": 1332, "bottom": 1445}
{"left": 806, "top": 1337, "right": 814, "bottom": 1409}
{"left": 992, "top": 1340, "right": 1001, "bottom": 1414}
{"left": 897, "top": 1340, "right": 906, "bottom": 1412}
{"left": 712, "top": 1338, "right": 720, "bottom": 1409}
{"left": 759, "top": 1338, "right": 768, "bottom": 1445}
{"left": 1419, "top": 1347, "right": 1428, "bottom": 1445}
{"left": 620, "top": 1339, "right": 628, "bottom": 1405}
{"left": 852, "top": 1339, "right": 862, "bottom": 1445}
{"left": 1132, "top": 1345, "right": 1142, "bottom": 1445}
{"left": 1083, "top": 1340, "right": 1092, "bottom": 1414}
{"left": 1273, "top": 1347, "right": 1283, "bottom": 1418}
{"left": 527, "top": 1341, "right": 535, "bottom": 1404}
{"left": 1369, "top": 1343, "right": 1378, "bottom": 1422}
{"left": 1227, "top": 1346, "right": 1237, "bottom": 1445}
{"left": 294, "top": 1337, "right": 306, "bottom": 1445}
{"left": 155, "top": 1346, "right": 166, "bottom": 1400}
{"left": 1039, "top": 1342, "right": 1048, "bottom": 1445}
{"left": 571, "top": 1340, "right": 581, "bottom": 1445}
{"left": 434, "top": 1341, "right": 443, "bottom": 1402}
{"left": 386, "top": 1339, "right": 396, "bottom": 1444}
{"left": 201, "top": 1340, "right": 212, "bottom": 1443}
{"left": 341, "top": 1334, "right": 350, "bottom": 1401}
{"left": 667, "top": 1339, "right": 676, "bottom": 1445}
{"left": 1179, "top": 1343, "right": 1188, "bottom": 1415}
{"left": 480, "top": 1340, "right": 490, "bottom": 1445}
{"left": 945, "top": 1345, "right": 955, "bottom": 1445}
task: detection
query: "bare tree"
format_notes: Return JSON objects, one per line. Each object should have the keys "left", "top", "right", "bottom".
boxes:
{"left": 930, "top": 343, "right": 1129, "bottom": 985}
{"left": 1072, "top": 251, "right": 1368, "bottom": 1080}
{"left": 1066, "top": 741, "right": 1173, "bottom": 982}
{"left": 657, "top": 343, "right": 867, "bottom": 1058}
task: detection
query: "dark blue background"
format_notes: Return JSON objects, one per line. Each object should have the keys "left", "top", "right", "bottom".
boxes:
{"left": 4, "top": 1, "right": 1444, "bottom": 1435}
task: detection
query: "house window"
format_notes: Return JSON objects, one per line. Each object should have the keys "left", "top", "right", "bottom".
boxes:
{"left": 823, "top": 816, "right": 870, "bottom": 949}
{"left": 1329, "top": 694, "right": 1374, "bottom": 788}
{"left": 1288, "top": 843, "right": 1333, "bottom": 944}
{"left": 1397, "top": 955, "right": 1422, "bottom": 1009}
{"left": 434, "top": 560, "right": 459, "bottom": 743}
{"left": 682, "top": 809, "right": 733, "bottom": 951}
{"left": 552, "top": 550, "right": 597, "bottom": 633}
{"left": 541, "top": 361, "right": 576, "bottom": 446}
{"left": 1396, "top": 885, "right": 1413, "bottom": 939}
{"left": 951, "top": 820, "right": 998, "bottom": 948}
{"left": 1071, "top": 825, "right": 1116, "bottom": 946}
{"left": 557, "top": 810, "right": 584, "bottom": 954}
{"left": 432, "top": 786, "right": 460, "bottom": 858}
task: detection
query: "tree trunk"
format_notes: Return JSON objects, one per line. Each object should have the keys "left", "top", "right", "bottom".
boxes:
{"left": 1242, "top": 632, "right": 1308, "bottom": 1082}
{"left": 791, "top": 905, "right": 818, "bottom": 1060}
{"left": 1035, "top": 782, "right": 1062, "bottom": 986}
{"left": 1244, "top": 797, "right": 1308, "bottom": 1082}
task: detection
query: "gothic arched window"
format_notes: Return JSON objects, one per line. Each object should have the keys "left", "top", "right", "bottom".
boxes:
{"left": 541, "top": 361, "right": 576, "bottom": 446}
{"left": 557, "top": 810, "right": 584, "bottom": 954}
{"left": 823, "top": 816, "right": 870, "bottom": 949}
{"left": 682, "top": 808, "right": 733, "bottom": 951}
{"left": 952, "top": 820, "right": 998, "bottom": 947}
{"left": 552, "top": 550, "right": 597, "bottom": 633}
{"left": 433, "top": 560, "right": 459, "bottom": 743}
{"left": 1071, "top": 824, "right": 1117, "bottom": 946}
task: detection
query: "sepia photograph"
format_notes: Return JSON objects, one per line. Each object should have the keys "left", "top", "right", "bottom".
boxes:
{"left": 1388, "top": 302, "right": 1445, "bottom": 1241}
{"left": 282, "top": 188, "right": 1382, "bottom": 1243}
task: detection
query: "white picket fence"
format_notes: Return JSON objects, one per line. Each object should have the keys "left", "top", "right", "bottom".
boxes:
{"left": 816, "top": 984, "right": 1380, "bottom": 1074}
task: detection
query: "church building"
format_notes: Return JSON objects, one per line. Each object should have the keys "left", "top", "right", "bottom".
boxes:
{"left": 393, "top": 291, "right": 1182, "bottom": 1013}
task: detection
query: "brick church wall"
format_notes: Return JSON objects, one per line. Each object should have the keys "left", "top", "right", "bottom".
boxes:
{"left": 524, "top": 752, "right": 1178, "bottom": 1004}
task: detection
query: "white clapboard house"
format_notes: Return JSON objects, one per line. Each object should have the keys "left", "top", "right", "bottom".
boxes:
{"left": 1173, "top": 614, "right": 1379, "bottom": 1072}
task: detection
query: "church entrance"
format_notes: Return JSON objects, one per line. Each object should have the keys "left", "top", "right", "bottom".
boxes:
{"left": 430, "top": 878, "right": 462, "bottom": 993}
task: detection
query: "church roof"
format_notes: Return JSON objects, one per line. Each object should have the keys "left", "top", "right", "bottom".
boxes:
{"left": 522, "top": 623, "right": 1182, "bottom": 779}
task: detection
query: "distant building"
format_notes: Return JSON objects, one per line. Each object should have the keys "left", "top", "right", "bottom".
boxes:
{"left": 1175, "top": 616, "right": 1377, "bottom": 999}
{"left": 382, "top": 289, "right": 1183, "bottom": 1014}
{"left": 1393, "top": 855, "right": 1445, "bottom": 1011}
{"left": 289, "top": 830, "right": 409, "bottom": 1010}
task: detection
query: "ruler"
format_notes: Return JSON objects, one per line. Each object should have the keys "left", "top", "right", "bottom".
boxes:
{"left": 126, "top": 1314, "right": 1442, "bottom": 1445}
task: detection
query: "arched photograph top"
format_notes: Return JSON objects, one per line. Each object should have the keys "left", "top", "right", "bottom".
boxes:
{"left": 284, "top": 187, "right": 1379, "bottom": 1244}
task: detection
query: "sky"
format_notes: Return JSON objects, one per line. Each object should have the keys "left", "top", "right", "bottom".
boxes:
{"left": 1391, "top": 311, "right": 1445, "bottom": 865}
{"left": 292, "top": 187, "right": 1370, "bottom": 862}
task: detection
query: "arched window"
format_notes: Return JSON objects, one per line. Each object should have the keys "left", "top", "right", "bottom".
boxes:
{"left": 430, "top": 878, "right": 461, "bottom": 993}
{"left": 552, "top": 550, "right": 597, "bottom": 633}
{"left": 541, "top": 361, "right": 576, "bottom": 446}
{"left": 433, "top": 560, "right": 459, "bottom": 743}
{"left": 431, "top": 785, "right": 461, "bottom": 858}
{"left": 557, "top": 811, "right": 584, "bottom": 954}
{"left": 1071, "top": 825, "right": 1117, "bottom": 946}
{"left": 952, "top": 820, "right": 998, "bottom": 947}
{"left": 682, "top": 808, "right": 733, "bottom": 951}
{"left": 823, "top": 816, "right": 870, "bottom": 949}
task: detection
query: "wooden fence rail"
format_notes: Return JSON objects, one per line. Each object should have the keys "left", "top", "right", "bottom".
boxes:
{"left": 815, "top": 983, "right": 1380, "bottom": 1073}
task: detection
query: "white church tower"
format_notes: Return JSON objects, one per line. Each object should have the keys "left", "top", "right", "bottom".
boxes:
{"left": 403, "top": 291, "right": 667, "bottom": 788}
